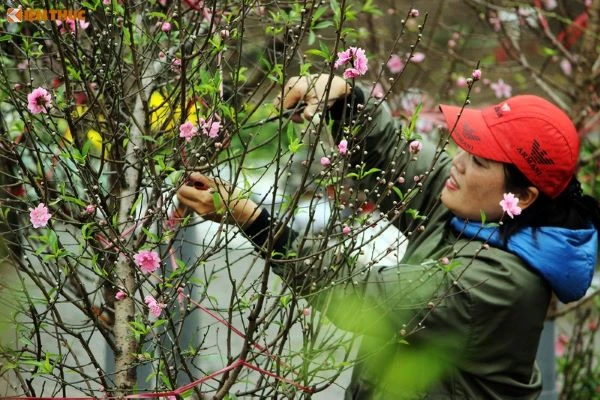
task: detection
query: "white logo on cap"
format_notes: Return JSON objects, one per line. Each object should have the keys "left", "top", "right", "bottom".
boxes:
{"left": 501, "top": 103, "right": 511, "bottom": 112}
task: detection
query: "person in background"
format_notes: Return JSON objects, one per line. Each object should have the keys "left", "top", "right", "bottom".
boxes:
{"left": 177, "top": 74, "right": 600, "bottom": 399}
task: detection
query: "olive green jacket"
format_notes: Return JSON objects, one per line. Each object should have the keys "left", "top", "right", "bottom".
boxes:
{"left": 267, "top": 93, "right": 550, "bottom": 399}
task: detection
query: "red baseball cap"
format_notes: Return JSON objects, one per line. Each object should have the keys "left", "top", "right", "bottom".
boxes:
{"left": 439, "top": 95, "right": 580, "bottom": 198}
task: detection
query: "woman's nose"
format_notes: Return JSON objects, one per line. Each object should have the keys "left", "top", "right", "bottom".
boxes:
{"left": 452, "top": 149, "right": 467, "bottom": 173}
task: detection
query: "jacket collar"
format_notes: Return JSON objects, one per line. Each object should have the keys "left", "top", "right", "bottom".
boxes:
{"left": 450, "top": 217, "right": 598, "bottom": 303}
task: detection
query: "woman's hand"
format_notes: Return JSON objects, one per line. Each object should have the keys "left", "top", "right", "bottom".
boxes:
{"left": 176, "top": 173, "right": 261, "bottom": 228}
{"left": 275, "top": 74, "right": 350, "bottom": 122}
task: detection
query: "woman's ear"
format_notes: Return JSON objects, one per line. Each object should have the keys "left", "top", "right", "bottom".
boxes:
{"left": 519, "top": 186, "right": 539, "bottom": 211}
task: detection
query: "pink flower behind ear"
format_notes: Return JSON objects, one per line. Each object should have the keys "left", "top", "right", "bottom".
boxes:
{"left": 27, "top": 87, "right": 52, "bottom": 114}
{"left": 29, "top": 203, "right": 52, "bottom": 228}
{"left": 499, "top": 192, "right": 522, "bottom": 218}
{"left": 134, "top": 250, "right": 161, "bottom": 274}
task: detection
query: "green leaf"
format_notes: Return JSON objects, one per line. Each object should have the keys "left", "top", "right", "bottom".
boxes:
{"left": 305, "top": 48, "right": 328, "bottom": 58}
{"left": 540, "top": 47, "right": 558, "bottom": 57}
{"left": 142, "top": 228, "right": 160, "bottom": 243}
{"left": 392, "top": 186, "right": 404, "bottom": 200}
{"left": 362, "top": 167, "right": 381, "bottom": 178}
{"left": 479, "top": 210, "right": 486, "bottom": 225}
{"left": 313, "top": 20, "right": 334, "bottom": 30}
{"left": 62, "top": 195, "right": 86, "bottom": 207}
{"left": 212, "top": 192, "right": 224, "bottom": 214}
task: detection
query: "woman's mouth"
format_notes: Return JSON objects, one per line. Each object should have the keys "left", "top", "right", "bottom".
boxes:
{"left": 445, "top": 175, "right": 459, "bottom": 191}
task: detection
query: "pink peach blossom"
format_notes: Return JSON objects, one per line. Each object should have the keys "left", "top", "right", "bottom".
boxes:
{"left": 161, "top": 22, "right": 172, "bottom": 32}
{"left": 386, "top": 54, "right": 404, "bottom": 74}
{"left": 490, "top": 79, "right": 512, "bottom": 98}
{"left": 342, "top": 225, "right": 351, "bottom": 235}
{"left": 409, "top": 140, "right": 423, "bottom": 154}
{"left": 144, "top": 295, "right": 165, "bottom": 318}
{"left": 471, "top": 69, "right": 482, "bottom": 81}
{"left": 179, "top": 121, "right": 198, "bottom": 142}
{"left": 115, "top": 290, "right": 126, "bottom": 300}
{"left": 134, "top": 250, "right": 161, "bottom": 274}
{"left": 320, "top": 156, "right": 331, "bottom": 167}
{"left": 334, "top": 47, "right": 368, "bottom": 78}
{"left": 337, "top": 139, "right": 348, "bottom": 155}
{"left": 29, "top": 203, "right": 52, "bottom": 228}
{"left": 204, "top": 120, "right": 221, "bottom": 138}
{"left": 27, "top": 87, "right": 52, "bottom": 114}
{"left": 499, "top": 192, "right": 522, "bottom": 218}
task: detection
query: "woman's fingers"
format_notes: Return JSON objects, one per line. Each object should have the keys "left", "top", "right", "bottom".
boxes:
{"left": 176, "top": 185, "right": 213, "bottom": 216}
{"left": 186, "top": 172, "right": 212, "bottom": 190}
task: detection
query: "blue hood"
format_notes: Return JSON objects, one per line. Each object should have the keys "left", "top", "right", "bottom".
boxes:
{"left": 450, "top": 217, "right": 598, "bottom": 303}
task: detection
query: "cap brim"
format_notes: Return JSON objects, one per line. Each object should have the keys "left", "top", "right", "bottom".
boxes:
{"left": 439, "top": 104, "right": 511, "bottom": 164}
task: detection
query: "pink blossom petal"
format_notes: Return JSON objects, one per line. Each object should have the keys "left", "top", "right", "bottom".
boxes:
{"left": 559, "top": 59, "right": 572, "bottom": 76}
{"left": 410, "top": 52, "right": 426, "bottom": 63}
{"left": 320, "top": 156, "right": 331, "bottom": 167}
{"left": 343, "top": 68, "right": 361, "bottom": 79}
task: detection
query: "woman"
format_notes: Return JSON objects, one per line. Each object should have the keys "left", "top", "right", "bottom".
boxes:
{"left": 177, "top": 75, "right": 600, "bottom": 399}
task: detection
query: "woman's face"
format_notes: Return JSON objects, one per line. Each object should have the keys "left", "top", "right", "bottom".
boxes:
{"left": 440, "top": 149, "right": 506, "bottom": 221}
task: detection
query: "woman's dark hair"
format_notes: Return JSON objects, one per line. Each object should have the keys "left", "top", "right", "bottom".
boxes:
{"left": 501, "top": 163, "right": 600, "bottom": 240}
